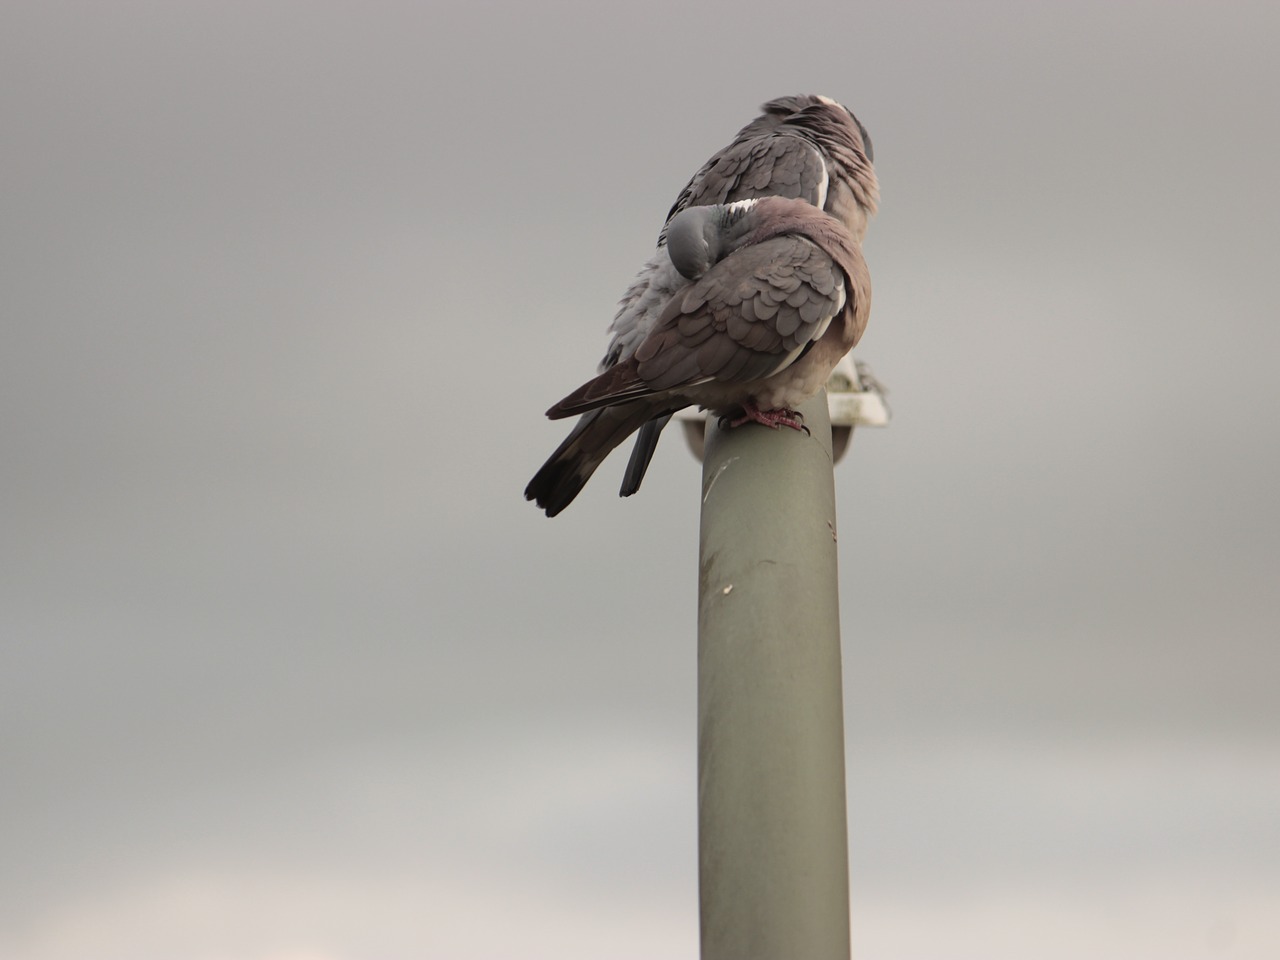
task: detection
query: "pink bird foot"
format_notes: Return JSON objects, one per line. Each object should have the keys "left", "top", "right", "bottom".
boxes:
{"left": 725, "top": 402, "right": 809, "bottom": 433}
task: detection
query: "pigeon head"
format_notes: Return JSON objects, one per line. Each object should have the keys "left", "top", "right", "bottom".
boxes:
{"left": 808, "top": 95, "right": 874, "bottom": 164}
{"left": 666, "top": 199, "right": 761, "bottom": 280}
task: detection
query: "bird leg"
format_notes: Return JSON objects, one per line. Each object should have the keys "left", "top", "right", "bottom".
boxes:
{"left": 725, "top": 401, "right": 808, "bottom": 433}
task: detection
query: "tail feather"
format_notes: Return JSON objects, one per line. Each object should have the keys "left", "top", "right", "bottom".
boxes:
{"left": 619, "top": 415, "right": 674, "bottom": 497}
{"left": 545, "top": 358, "right": 659, "bottom": 420}
{"left": 526, "top": 401, "right": 679, "bottom": 516}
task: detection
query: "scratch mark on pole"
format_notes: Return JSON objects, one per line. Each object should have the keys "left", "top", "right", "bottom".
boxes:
{"left": 702, "top": 456, "right": 741, "bottom": 503}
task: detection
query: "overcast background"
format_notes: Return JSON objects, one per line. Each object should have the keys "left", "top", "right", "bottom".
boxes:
{"left": 3, "top": 2, "right": 1278, "bottom": 958}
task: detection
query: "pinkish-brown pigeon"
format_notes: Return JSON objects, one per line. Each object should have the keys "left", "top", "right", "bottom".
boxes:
{"left": 608, "top": 95, "right": 878, "bottom": 498}
{"left": 526, "top": 196, "right": 870, "bottom": 516}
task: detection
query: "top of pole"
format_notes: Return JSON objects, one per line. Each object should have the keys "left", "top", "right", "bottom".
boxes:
{"left": 676, "top": 355, "right": 890, "bottom": 465}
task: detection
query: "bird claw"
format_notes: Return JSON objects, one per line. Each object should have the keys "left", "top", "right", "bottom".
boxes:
{"left": 727, "top": 403, "right": 807, "bottom": 432}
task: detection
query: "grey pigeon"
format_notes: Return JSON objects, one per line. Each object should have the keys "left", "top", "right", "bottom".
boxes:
{"left": 526, "top": 96, "right": 878, "bottom": 516}
{"left": 610, "top": 95, "right": 878, "bottom": 496}
{"left": 525, "top": 197, "right": 870, "bottom": 517}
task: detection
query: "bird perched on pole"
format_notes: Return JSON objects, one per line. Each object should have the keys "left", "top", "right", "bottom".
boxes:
{"left": 525, "top": 95, "right": 878, "bottom": 516}
{"left": 526, "top": 196, "right": 870, "bottom": 516}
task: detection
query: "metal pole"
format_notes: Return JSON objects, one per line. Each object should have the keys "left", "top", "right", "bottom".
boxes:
{"left": 697, "top": 389, "right": 850, "bottom": 960}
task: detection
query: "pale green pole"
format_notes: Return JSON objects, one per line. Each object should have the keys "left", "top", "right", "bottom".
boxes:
{"left": 697, "top": 388, "right": 850, "bottom": 960}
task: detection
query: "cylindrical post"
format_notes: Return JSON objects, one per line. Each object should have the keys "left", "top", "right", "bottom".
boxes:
{"left": 697, "top": 389, "right": 850, "bottom": 960}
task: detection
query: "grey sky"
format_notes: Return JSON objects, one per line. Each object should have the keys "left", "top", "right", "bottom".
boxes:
{"left": 3, "top": 2, "right": 1278, "bottom": 958}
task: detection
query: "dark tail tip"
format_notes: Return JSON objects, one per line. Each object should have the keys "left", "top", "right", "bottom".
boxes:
{"left": 524, "top": 458, "right": 588, "bottom": 518}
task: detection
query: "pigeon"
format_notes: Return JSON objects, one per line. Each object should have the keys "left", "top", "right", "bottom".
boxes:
{"left": 605, "top": 95, "right": 879, "bottom": 497}
{"left": 525, "top": 196, "right": 871, "bottom": 517}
